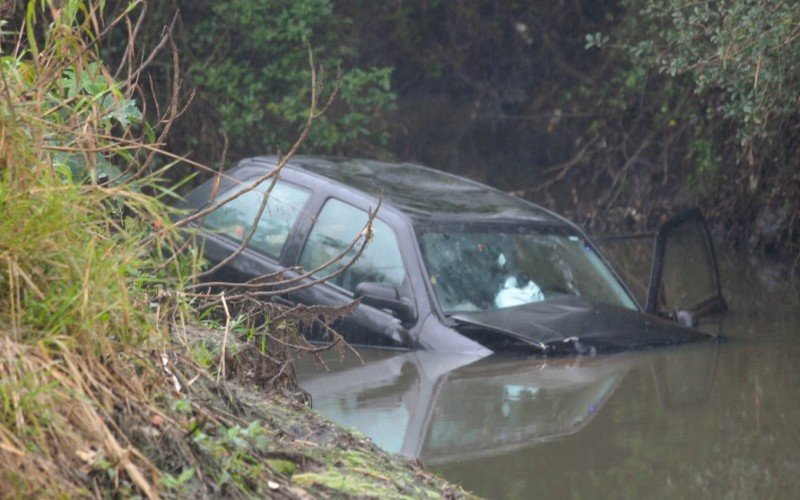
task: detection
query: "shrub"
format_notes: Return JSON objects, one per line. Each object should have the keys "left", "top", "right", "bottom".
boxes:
{"left": 583, "top": 0, "right": 800, "bottom": 251}
{"left": 107, "top": 0, "right": 396, "bottom": 165}
{"left": 0, "top": 1, "right": 192, "bottom": 495}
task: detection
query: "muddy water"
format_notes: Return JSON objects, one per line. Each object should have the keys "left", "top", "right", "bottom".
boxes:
{"left": 296, "top": 252, "right": 800, "bottom": 498}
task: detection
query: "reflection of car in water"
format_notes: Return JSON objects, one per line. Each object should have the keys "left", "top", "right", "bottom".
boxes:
{"left": 182, "top": 156, "right": 726, "bottom": 355}
{"left": 298, "top": 341, "right": 719, "bottom": 464}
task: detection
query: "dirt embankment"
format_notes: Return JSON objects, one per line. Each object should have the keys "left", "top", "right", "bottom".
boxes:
{"left": 143, "top": 326, "right": 472, "bottom": 499}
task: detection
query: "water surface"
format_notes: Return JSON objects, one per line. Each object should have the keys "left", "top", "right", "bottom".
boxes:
{"left": 297, "top": 253, "right": 800, "bottom": 498}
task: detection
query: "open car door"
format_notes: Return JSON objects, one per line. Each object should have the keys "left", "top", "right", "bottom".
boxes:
{"left": 646, "top": 208, "right": 726, "bottom": 325}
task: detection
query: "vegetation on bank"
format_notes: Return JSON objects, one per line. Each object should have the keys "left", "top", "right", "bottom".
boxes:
{"left": 582, "top": 0, "right": 800, "bottom": 254}
{"left": 361, "top": 0, "right": 800, "bottom": 256}
{"left": 0, "top": 2, "right": 467, "bottom": 497}
{"left": 102, "top": 0, "right": 396, "bottom": 163}
{"left": 114, "top": 0, "right": 800, "bottom": 257}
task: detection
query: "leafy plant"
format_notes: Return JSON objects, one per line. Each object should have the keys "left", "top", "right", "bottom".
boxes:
{"left": 602, "top": 0, "right": 800, "bottom": 251}
{"left": 0, "top": 1, "right": 196, "bottom": 496}
{"left": 109, "top": 0, "right": 396, "bottom": 164}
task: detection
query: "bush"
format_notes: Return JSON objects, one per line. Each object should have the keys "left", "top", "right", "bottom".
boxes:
{"left": 0, "top": 3, "right": 390, "bottom": 496}
{"left": 582, "top": 0, "right": 800, "bottom": 252}
{"left": 0, "top": 1, "right": 196, "bottom": 495}
{"left": 108, "top": 0, "right": 396, "bottom": 165}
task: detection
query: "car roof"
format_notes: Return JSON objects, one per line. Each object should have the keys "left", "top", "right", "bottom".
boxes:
{"left": 247, "top": 155, "right": 563, "bottom": 224}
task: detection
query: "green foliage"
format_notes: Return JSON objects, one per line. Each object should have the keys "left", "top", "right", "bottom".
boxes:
{"left": 292, "top": 448, "right": 442, "bottom": 499}
{"left": 327, "top": 0, "right": 800, "bottom": 252}
{"left": 686, "top": 137, "right": 721, "bottom": 195}
{"left": 619, "top": 0, "right": 800, "bottom": 150}
{"left": 266, "top": 459, "right": 296, "bottom": 476}
{"left": 123, "top": 0, "right": 396, "bottom": 162}
{"left": 0, "top": 2, "right": 196, "bottom": 496}
{"left": 585, "top": 32, "right": 609, "bottom": 49}
{"left": 0, "top": 3, "right": 178, "bottom": 349}
{"left": 530, "top": 0, "right": 800, "bottom": 252}
{"left": 161, "top": 468, "right": 195, "bottom": 489}
{"left": 0, "top": 3, "right": 466, "bottom": 498}
{"left": 191, "top": 420, "right": 274, "bottom": 491}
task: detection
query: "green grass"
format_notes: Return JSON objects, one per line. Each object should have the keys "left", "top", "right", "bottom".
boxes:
{"left": 0, "top": 1, "right": 193, "bottom": 496}
{"left": 0, "top": 2, "right": 470, "bottom": 498}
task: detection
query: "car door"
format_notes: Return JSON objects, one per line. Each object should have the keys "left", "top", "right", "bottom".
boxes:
{"left": 198, "top": 176, "right": 313, "bottom": 287}
{"left": 645, "top": 207, "right": 726, "bottom": 324}
{"left": 289, "top": 197, "right": 416, "bottom": 348}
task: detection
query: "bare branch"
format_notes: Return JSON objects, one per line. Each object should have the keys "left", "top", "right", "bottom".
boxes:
{"left": 120, "top": 12, "right": 179, "bottom": 90}
{"left": 174, "top": 46, "right": 340, "bottom": 230}
{"left": 113, "top": 2, "right": 148, "bottom": 80}
{"left": 216, "top": 292, "right": 231, "bottom": 383}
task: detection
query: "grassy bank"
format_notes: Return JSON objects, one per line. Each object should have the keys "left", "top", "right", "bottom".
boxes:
{"left": 0, "top": 2, "right": 469, "bottom": 497}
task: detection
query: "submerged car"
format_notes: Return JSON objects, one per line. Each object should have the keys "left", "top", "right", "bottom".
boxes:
{"left": 182, "top": 156, "right": 726, "bottom": 356}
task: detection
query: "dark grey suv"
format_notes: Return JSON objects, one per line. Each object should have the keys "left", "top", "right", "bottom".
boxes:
{"left": 182, "top": 156, "right": 725, "bottom": 356}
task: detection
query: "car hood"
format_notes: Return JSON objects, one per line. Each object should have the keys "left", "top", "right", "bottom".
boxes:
{"left": 451, "top": 295, "right": 712, "bottom": 354}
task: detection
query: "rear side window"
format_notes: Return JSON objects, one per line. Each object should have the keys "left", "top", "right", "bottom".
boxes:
{"left": 203, "top": 179, "right": 310, "bottom": 259}
{"left": 299, "top": 199, "right": 406, "bottom": 293}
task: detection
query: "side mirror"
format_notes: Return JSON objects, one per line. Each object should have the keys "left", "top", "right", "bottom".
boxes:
{"left": 355, "top": 282, "right": 417, "bottom": 324}
{"left": 646, "top": 207, "right": 726, "bottom": 321}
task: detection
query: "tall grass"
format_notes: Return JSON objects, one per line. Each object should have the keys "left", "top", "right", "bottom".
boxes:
{"left": 0, "top": 1, "right": 407, "bottom": 497}
{"left": 0, "top": 1, "right": 187, "bottom": 496}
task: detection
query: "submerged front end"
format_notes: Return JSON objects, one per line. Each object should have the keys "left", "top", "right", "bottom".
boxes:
{"left": 451, "top": 295, "right": 713, "bottom": 355}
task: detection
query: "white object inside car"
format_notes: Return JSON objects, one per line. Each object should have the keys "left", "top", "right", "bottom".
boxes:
{"left": 495, "top": 276, "right": 544, "bottom": 309}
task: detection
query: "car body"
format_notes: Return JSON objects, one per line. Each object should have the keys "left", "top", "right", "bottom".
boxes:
{"left": 182, "top": 156, "right": 726, "bottom": 356}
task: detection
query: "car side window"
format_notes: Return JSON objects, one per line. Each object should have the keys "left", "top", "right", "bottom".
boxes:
{"left": 203, "top": 179, "right": 310, "bottom": 259}
{"left": 299, "top": 199, "right": 406, "bottom": 293}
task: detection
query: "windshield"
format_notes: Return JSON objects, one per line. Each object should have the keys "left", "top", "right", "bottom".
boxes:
{"left": 418, "top": 224, "right": 637, "bottom": 313}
